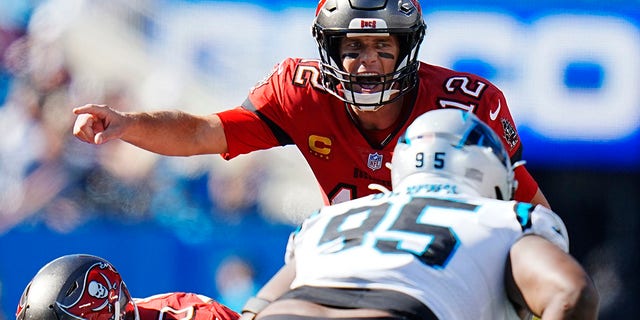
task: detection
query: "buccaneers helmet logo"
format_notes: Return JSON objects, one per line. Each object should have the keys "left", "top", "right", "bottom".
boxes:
{"left": 59, "top": 262, "right": 127, "bottom": 320}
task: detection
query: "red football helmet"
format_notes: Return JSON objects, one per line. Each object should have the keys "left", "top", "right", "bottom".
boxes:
{"left": 16, "top": 254, "right": 139, "bottom": 320}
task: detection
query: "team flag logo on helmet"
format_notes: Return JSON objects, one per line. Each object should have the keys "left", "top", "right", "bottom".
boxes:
{"left": 59, "top": 262, "right": 131, "bottom": 320}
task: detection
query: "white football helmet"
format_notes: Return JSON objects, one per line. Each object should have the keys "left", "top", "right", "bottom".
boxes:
{"left": 391, "top": 108, "right": 516, "bottom": 200}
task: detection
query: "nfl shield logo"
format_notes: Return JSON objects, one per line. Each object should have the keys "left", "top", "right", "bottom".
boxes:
{"left": 367, "top": 153, "right": 383, "bottom": 171}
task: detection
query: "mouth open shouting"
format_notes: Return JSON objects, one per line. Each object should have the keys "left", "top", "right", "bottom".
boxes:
{"left": 354, "top": 73, "right": 384, "bottom": 93}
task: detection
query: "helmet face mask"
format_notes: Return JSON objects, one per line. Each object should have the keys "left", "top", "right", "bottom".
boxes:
{"left": 391, "top": 109, "right": 516, "bottom": 200}
{"left": 16, "top": 254, "right": 139, "bottom": 320}
{"left": 313, "top": 0, "right": 426, "bottom": 111}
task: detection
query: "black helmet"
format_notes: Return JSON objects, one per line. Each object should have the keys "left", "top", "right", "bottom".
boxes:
{"left": 313, "top": 0, "right": 426, "bottom": 110}
{"left": 16, "top": 254, "right": 138, "bottom": 320}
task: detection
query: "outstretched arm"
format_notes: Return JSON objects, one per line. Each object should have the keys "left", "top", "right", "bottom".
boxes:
{"left": 506, "top": 235, "right": 599, "bottom": 320}
{"left": 513, "top": 165, "right": 551, "bottom": 209}
{"left": 529, "top": 188, "right": 551, "bottom": 210}
{"left": 240, "top": 263, "right": 296, "bottom": 320}
{"left": 255, "top": 262, "right": 296, "bottom": 302}
{"left": 72, "top": 104, "right": 228, "bottom": 155}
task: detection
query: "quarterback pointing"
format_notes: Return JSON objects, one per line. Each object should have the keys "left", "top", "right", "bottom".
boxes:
{"left": 72, "top": 0, "right": 550, "bottom": 208}
{"left": 243, "top": 109, "right": 599, "bottom": 320}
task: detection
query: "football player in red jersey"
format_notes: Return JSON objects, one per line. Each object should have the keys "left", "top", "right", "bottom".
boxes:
{"left": 16, "top": 254, "right": 240, "bottom": 320}
{"left": 72, "top": 0, "right": 550, "bottom": 208}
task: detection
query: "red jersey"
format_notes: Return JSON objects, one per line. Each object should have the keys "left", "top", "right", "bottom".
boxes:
{"left": 134, "top": 293, "right": 239, "bottom": 320}
{"left": 218, "top": 58, "right": 537, "bottom": 204}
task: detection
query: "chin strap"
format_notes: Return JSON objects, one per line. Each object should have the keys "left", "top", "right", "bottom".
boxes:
{"left": 368, "top": 183, "right": 391, "bottom": 194}
{"left": 342, "top": 88, "right": 400, "bottom": 111}
{"left": 239, "top": 297, "right": 271, "bottom": 320}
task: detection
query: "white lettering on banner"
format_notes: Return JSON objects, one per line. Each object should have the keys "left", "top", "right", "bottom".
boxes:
{"left": 523, "top": 14, "right": 640, "bottom": 140}
{"left": 421, "top": 11, "right": 640, "bottom": 141}
{"left": 155, "top": 4, "right": 316, "bottom": 109}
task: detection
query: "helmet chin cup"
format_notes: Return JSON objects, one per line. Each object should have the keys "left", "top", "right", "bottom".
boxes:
{"left": 342, "top": 88, "right": 400, "bottom": 111}
{"left": 319, "top": 57, "right": 419, "bottom": 109}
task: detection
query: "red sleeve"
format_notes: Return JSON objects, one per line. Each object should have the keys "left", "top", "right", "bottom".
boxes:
{"left": 477, "top": 91, "right": 522, "bottom": 158}
{"left": 135, "top": 292, "right": 240, "bottom": 320}
{"left": 217, "top": 106, "right": 281, "bottom": 160}
{"left": 474, "top": 89, "right": 538, "bottom": 202}
{"left": 217, "top": 58, "right": 302, "bottom": 160}
{"left": 514, "top": 165, "right": 539, "bottom": 202}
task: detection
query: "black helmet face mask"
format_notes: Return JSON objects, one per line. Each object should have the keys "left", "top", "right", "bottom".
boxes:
{"left": 313, "top": 0, "right": 426, "bottom": 111}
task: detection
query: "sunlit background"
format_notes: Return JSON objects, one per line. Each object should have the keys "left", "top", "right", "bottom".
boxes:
{"left": 0, "top": 0, "right": 638, "bottom": 319}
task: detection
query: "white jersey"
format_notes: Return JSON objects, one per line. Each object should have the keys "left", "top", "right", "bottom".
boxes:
{"left": 285, "top": 186, "right": 569, "bottom": 320}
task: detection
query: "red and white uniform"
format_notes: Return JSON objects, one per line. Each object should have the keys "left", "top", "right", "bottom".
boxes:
{"left": 218, "top": 58, "right": 536, "bottom": 204}
{"left": 134, "top": 293, "right": 239, "bottom": 320}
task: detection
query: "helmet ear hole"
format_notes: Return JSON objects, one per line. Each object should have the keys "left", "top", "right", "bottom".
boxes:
{"left": 495, "top": 186, "right": 504, "bottom": 200}
{"left": 65, "top": 281, "right": 79, "bottom": 297}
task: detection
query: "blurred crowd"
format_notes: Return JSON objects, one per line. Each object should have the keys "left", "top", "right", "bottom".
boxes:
{"left": 0, "top": 0, "right": 320, "bottom": 234}
{"left": 0, "top": 2, "right": 330, "bottom": 315}
{"left": 0, "top": 1, "right": 286, "bottom": 313}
